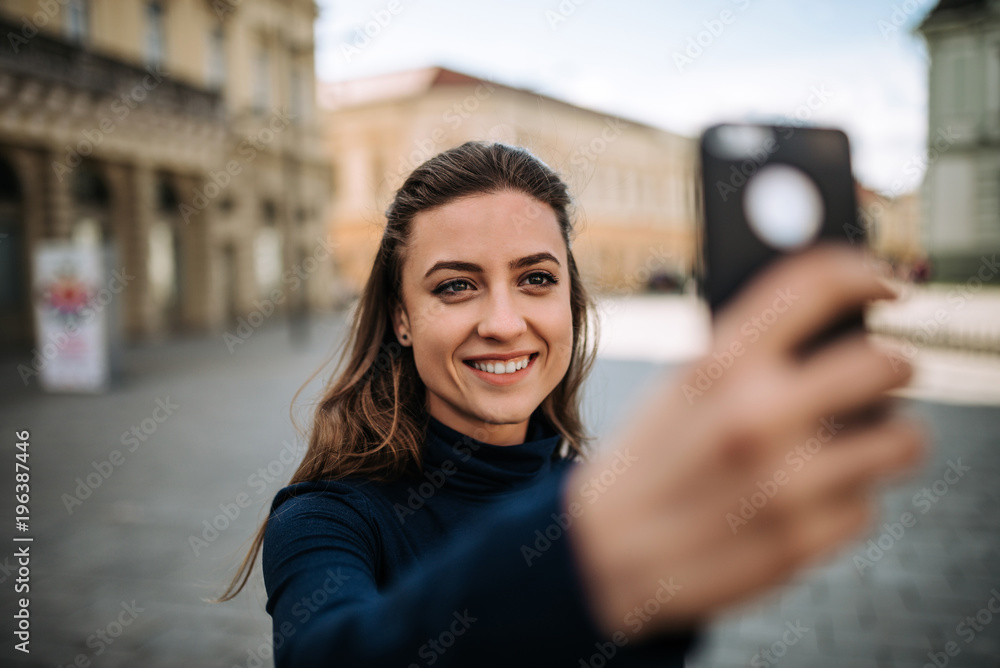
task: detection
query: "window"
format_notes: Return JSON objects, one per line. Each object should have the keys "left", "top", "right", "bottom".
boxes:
{"left": 145, "top": 1, "right": 166, "bottom": 68}
{"left": 253, "top": 46, "right": 271, "bottom": 113}
{"left": 148, "top": 221, "right": 178, "bottom": 308}
{"left": 952, "top": 52, "right": 968, "bottom": 115}
{"left": 289, "top": 62, "right": 303, "bottom": 121}
{"left": 255, "top": 202, "right": 283, "bottom": 297}
{"left": 65, "top": 0, "right": 89, "bottom": 43}
{"left": 206, "top": 25, "right": 226, "bottom": 90}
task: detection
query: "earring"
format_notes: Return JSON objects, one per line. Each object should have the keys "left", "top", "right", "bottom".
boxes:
{"left": 401, "top": 333, "right": 408, "bottom": 341}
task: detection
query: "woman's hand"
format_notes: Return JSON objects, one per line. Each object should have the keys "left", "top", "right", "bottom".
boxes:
{"left": 563, "top": 243, "right": 926, "bottom": 641}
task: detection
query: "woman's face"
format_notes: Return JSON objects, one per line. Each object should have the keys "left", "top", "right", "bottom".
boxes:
{"left": 393, "top": 190, "right": 574, "bottom": 446}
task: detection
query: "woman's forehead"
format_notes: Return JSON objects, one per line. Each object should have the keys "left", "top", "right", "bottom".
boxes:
{"left": 406, "top": 192, "right": 566, "bottom": 267}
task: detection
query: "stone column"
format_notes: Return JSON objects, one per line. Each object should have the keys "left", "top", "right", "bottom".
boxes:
{"left": 120, "top": 162, "right": 156, "bottom": 341}
{"left": 4, "top": 147, "right": 45, "bottom": 345}
{"left": 173, "top": 173, "right": 214, "bottom": 332}
{"left": 43, "top": 148, "right": 72, "bottom": 239}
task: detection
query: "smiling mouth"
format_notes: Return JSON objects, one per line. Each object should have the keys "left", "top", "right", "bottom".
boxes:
{"left": 463, "top": 352, "right": 538, "bottom": 376}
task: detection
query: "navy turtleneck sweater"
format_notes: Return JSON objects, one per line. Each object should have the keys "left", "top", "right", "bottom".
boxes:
{"left": 262, "top": 407, "right": 699, "bottom": 667}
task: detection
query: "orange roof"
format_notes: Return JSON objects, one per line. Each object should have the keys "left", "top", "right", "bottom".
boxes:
{"left": 317, "top": 66, "right": 494, "bottom": 111}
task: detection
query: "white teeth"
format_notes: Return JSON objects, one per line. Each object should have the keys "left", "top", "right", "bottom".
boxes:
{"left": 472, "top": 355, "right": 532, "bottom": 375}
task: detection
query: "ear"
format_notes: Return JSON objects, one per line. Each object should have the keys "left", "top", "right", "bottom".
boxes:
{"left": 391, "top": 302, "right": 411, "bottom": 347}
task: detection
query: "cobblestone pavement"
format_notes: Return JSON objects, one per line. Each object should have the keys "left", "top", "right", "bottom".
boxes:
{"left": 0, "top": 307, "right": 997, "bottom": 667}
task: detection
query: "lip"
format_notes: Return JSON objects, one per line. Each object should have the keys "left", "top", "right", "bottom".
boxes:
{"left": 463, "top": 350, "right": 538, "bottom": 362}
{"left": 463, "top": 352, "right": 538, "bottom": 386}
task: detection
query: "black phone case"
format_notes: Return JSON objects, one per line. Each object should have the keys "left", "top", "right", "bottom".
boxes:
{"left": 697, "top": 123, "right": 866, "bottom": 359}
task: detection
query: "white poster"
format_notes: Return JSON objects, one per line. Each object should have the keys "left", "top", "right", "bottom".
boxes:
{"left": 32, "top": 241, "right": 110, "bottom": 393}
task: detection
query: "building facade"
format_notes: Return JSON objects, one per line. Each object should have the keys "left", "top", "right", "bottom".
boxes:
{"left": 918, "top": 0, "right": 1000, "bottom": 280}
{"left": 0, "top": 0, "right": 332, "bottom": 349}
{"left": 319, "top": 67, "right": 699, "bottom": 298}
{"left": 857, "top": 187, "right": 924, "bottom": 271}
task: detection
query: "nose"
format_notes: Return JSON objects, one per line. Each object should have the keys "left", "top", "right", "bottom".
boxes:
{"left": 476, "top": 288, "right": 528, "bottom": 341}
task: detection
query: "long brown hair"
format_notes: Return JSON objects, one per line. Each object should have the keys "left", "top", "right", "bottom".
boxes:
{"left": 215, "top": 141, "right": 601, "bottom": 602}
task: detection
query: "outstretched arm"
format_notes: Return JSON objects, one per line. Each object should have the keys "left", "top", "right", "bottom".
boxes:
{"left": 263, "top": 470, "right": 698, "bottom": 668}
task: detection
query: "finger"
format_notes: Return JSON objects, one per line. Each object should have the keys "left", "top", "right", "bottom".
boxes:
{"left": 760, "top": 416, "right": 926, "bottom": 513}
{"left": 711, "top": 243, "right": 898, "bottom": 360}
{"left": 780, "top": 486, "right": 874, "bottom": 569}
{"left": 659, "top": 489, "right": 874, "bottom": 628}
{"left": 719, "top": 332, "right": 914, "bottom": 450}
{"left": 795, "top": 328, "right": 914, "bottom": 412}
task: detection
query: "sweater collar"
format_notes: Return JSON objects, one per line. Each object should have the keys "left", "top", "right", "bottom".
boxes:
{"left": 422, "top": 407, "right": 564, "bottom": 495}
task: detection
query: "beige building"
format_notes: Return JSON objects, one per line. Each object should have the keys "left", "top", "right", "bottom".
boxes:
{"left": 0, "top": 0, "right": 331, "bottom": 348}
{"left": 857, "top": 186, "right": 924, "bottom": 269}
{"left": 319, "top": 67, "right": 698, "bottom": 298}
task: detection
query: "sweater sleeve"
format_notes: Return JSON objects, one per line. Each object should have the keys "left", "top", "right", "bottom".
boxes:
{"left": 262, "top": 464, "right": 700, "bottom": 667}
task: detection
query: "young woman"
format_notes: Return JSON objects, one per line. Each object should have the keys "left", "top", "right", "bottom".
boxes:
{"left": 217, "top": 141, "right": 924, "bottom": 667}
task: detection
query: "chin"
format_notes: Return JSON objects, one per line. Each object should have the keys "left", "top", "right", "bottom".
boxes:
{"left": 473, "top": 400, "right": 537, "bottom": 426}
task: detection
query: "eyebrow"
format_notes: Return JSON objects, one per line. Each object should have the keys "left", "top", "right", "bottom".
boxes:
{"left": 423, "top": 252, "right": 561, "bottom": 279}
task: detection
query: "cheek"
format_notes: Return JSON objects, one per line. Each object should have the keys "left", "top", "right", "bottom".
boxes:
{"left": 411, "top": 304, "right": 467, "bottom": 373}
{"left": 541, "top": 302, "right": 575, "bottom": 371}
{"left": 406, "top": 298, "right": 452, "bottom": 341}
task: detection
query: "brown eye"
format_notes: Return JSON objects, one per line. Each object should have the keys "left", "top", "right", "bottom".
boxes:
{"left": 433, "top": 279, "right": 473, "bottom": 296}
{"left": 524, "top": 271, "right": 558, "bottom": 287}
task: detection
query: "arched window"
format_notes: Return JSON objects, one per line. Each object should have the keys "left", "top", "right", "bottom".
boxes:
{"left": 206, "top": 24, "right": 226, "bottom": 90}
{"left": 254, "top": 43, "right": 271, "bottom": 113}
{"left": 255, "top": 200, "right": 283, "bottom": 298}
{"left": 145, "top": 1, "right": 166, "bottom": 68}
{"left": 149, "top": 179, "right": 182, "bottom": 328}
{"left": 70, "top": 164, "right": 111, "bottom": 248}
{"left": 65, "top": 0, "right": 89, "bottom": 43}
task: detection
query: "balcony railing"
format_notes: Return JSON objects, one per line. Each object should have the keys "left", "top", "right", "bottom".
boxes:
{"left": 0, "top": 15, "right": 224, "bottom": 121}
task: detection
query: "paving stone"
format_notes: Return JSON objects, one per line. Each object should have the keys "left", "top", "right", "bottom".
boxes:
{"left": 0, "top": 313, "right": 997, "bottom": 665}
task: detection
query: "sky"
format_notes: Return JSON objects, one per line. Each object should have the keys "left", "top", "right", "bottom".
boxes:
{"left": 313, "top": 0, "right": 936, "bottom": 196}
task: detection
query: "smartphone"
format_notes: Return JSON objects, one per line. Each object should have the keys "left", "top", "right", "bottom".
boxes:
{"left": 697, "top": 122, "right": 865, "bottom": 359}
